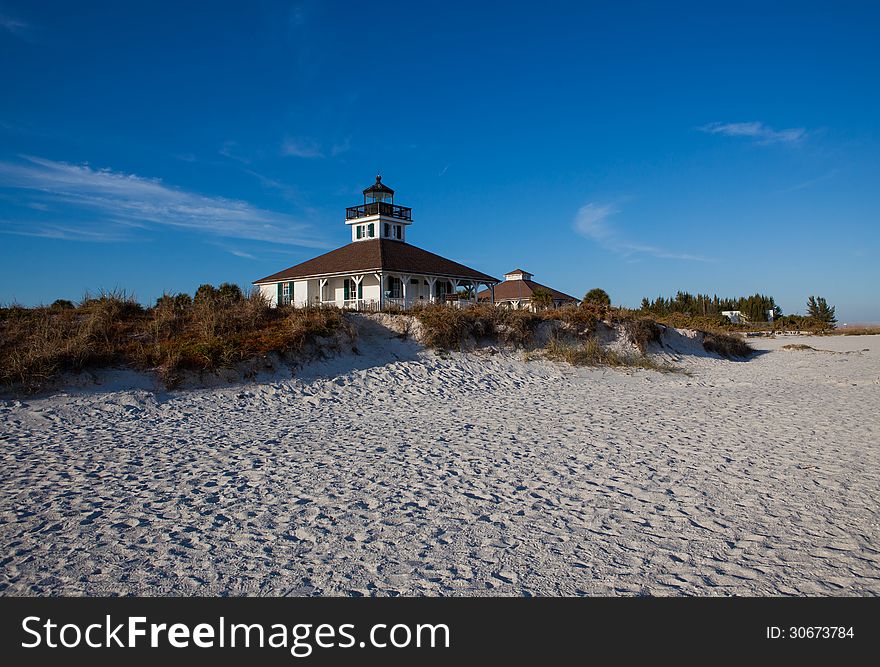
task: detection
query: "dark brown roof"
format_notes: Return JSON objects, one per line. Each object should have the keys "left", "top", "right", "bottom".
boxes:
{"left": 254, "top": 239, "right": 499, "bottom": 284}
{"left": 504, "top": 268, "right": 531, "bottom": 275}
{"left": 477, "top": 279, "right": 579, "bottom": 303}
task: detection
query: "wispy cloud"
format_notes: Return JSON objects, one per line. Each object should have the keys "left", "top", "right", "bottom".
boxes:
{"left": 573, "top": 203, "right": 618, "bottom": 241}
{"left": 330, "top": 138, "right": 351, "bottom": 157}
{"left": 573, "top": 202, "right": 710, "bottom": 262}
{"left": 281, "top": 137, "right": 324, "bottom": 158}
{"left": 779, "top": 169, "right": 838, "bottom": 193}
{"left": 0, "top": 155, "right": 327, "bottom": 248}
{"left": 700, "top": 121, "right": 806, "bottom": 145}
{"left": 0, "top": 12, "right": 28, "bottom": 35}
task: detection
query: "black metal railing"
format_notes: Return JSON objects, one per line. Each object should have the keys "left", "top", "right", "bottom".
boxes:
{"left": 345, "top": 201, "right": 412, "bottom": 221}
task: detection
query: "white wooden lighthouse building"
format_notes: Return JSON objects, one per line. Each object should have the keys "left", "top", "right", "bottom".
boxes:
{"left": 254, "top": 176, "right": 498, "bottom": 309}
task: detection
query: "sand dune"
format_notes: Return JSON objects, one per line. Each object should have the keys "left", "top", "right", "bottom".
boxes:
{"left": 1, "top": 320, "right": 878, "bottom": 596}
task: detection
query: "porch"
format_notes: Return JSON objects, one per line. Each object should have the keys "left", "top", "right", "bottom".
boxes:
{"left": 300, "top": 272, "right": 496, "bottom": 310}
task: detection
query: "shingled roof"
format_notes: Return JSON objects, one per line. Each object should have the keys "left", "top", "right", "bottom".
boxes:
{"left": 477, "top": 278, "right": 579, "bottom": 303}
{"left": 254, "top": 239, "right": 499, "bottom": 284}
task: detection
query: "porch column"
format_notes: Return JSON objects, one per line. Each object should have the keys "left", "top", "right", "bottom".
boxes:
{"left": 490, "top": 283, "right": 495, "bottom": 306}
{"left": 375, "top": 272, "right": 383, "bottom": 311}
{"left": 427, "top": 276, "right": 437, "bottom": 304}
{"left": 319, "top": 278, "right": 328, "bottom": 305}
{"left": 351, "top": 274, "right": 364, "bottom": 311}
{"left": 400, "top": 274, "right": 412, "bottom": 309}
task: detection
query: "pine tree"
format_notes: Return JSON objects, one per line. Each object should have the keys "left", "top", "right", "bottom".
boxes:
{"left": 806, "top": 296, "right": 837, "bottom": 327}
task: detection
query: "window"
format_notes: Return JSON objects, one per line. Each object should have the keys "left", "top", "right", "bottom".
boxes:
{"left": 343, "top": 279, "right": 363, "bottom": 300}
{"left": 394, "top": 225, "right": 402, "bottom": 239}
{"left": 278, "top": 282, "right": 291, "bottom": 305}
{"left": 384, "top": 222, "right": 390, "bottom": 237}
{"left": 356, "top": 226, "right": 362, "bottom": 239}
{"left": 368, "top": 223, "right": 375, "bottom": 237}
{"left": 387, "top": 276, "right": 402, "bottom": 298}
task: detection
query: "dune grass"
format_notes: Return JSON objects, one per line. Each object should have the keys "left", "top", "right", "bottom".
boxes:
{"left": 702, "top": 330, "right": 753, "bottom": 358}
{"left": 412, "top": 303, "right": 605, "bottom": 350}
{"left": 413, "top": 304, "right": 688, "bottom": 372}
{"left": 0, "top": 289, "right": 347, "bottom": 391}
{"left": 2, "top": 296, "right": 756, "bottom": 391}
{"left": 828, "top": 327, "right": 880, "bottom": 336}
{"left": 543, "top": 337, "right": 682, "bottom": 373}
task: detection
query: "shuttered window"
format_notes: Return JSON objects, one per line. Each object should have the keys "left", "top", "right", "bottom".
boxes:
{"left": 368, "top": 223, "right": 375, "bottom": 237}
{"left": 344, "top": 279, "right": 362, "bottom": 300}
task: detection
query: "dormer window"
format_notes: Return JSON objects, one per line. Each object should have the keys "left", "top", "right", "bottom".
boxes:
{"left": 394, "top": 225, "right": 402, "bottom": 240}
{"left": 384, "top": 222, "right": 390, "bottom": 237}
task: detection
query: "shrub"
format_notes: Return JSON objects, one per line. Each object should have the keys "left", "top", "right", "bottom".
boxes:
{"left": 551, "top": 305, "right": 599, "bottom": 332}
{"left": 412, "top": 305, "right": 544, "bottom": 349}
{"left": 194, "top": 284, "right": 218, "bottom": 303}
{"left": 583, "top": 288, "right": 611, "bottom": 307}
{"left": 618, "top": 316, "right": 662, "bottom": 352}
{"left": 702, "top": 331, "right": 752, "bottom": 358}
{"left": 217, "top": 283, "right": 244, "bottom": 302}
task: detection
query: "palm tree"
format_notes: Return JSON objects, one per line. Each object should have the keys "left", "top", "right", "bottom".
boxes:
{"left": 583, "top": 288, "right": 611, "bottom": 307}
{"left": 530, "top": 288, "right": 554, "bottom": 311}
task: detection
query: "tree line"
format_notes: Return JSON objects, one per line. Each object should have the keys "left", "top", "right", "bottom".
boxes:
{"left": 639, "top": 291, "right": 780, "bottom": 322}
{"left": 634, "top": 291, "right": 836, "bottom": 328}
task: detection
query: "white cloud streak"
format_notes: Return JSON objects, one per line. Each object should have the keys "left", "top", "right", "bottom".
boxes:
{"left": 573, "top": 202, "right": 710, "bottom": 262}
{"left": 0, "top": 156, "right": 327, "bottom": 248}
{"left": 699, "top": 121, "right": 806, "bottom": 145}
{"left": 281, "top": 137, "right": 324, "bottom": 158}
{"left": 0, "top": 13, "right": 28, "bottom": 34}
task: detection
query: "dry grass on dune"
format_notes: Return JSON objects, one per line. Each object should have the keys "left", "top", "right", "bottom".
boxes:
{"left": 543, "top": 337, "right": 681, "bottom": 373}
{"left": 411, "top": 303, "right": 604, "bottom": 350}
{"left": 830, "top": 327, "right": 880, "bottom": 336}
{"left": 702, "top": 330, "right": 752, "bottom": 358}
{"left": 2, "top": 295, "right": 757, "bottom": 392}
{"left": 0, "top": 288, "right": 347, "bottom": 392}
{"left": 412, "top": 304, "right": 739, "bottom": 368}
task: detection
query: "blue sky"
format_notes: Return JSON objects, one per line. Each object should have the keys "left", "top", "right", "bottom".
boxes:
{"left": 1, "top": 1, "right": 878, "bottom": 322}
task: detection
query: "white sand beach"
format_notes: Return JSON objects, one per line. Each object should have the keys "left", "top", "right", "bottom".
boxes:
{"left": 1, "top": 321, "right": 878, "bottom": 596}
